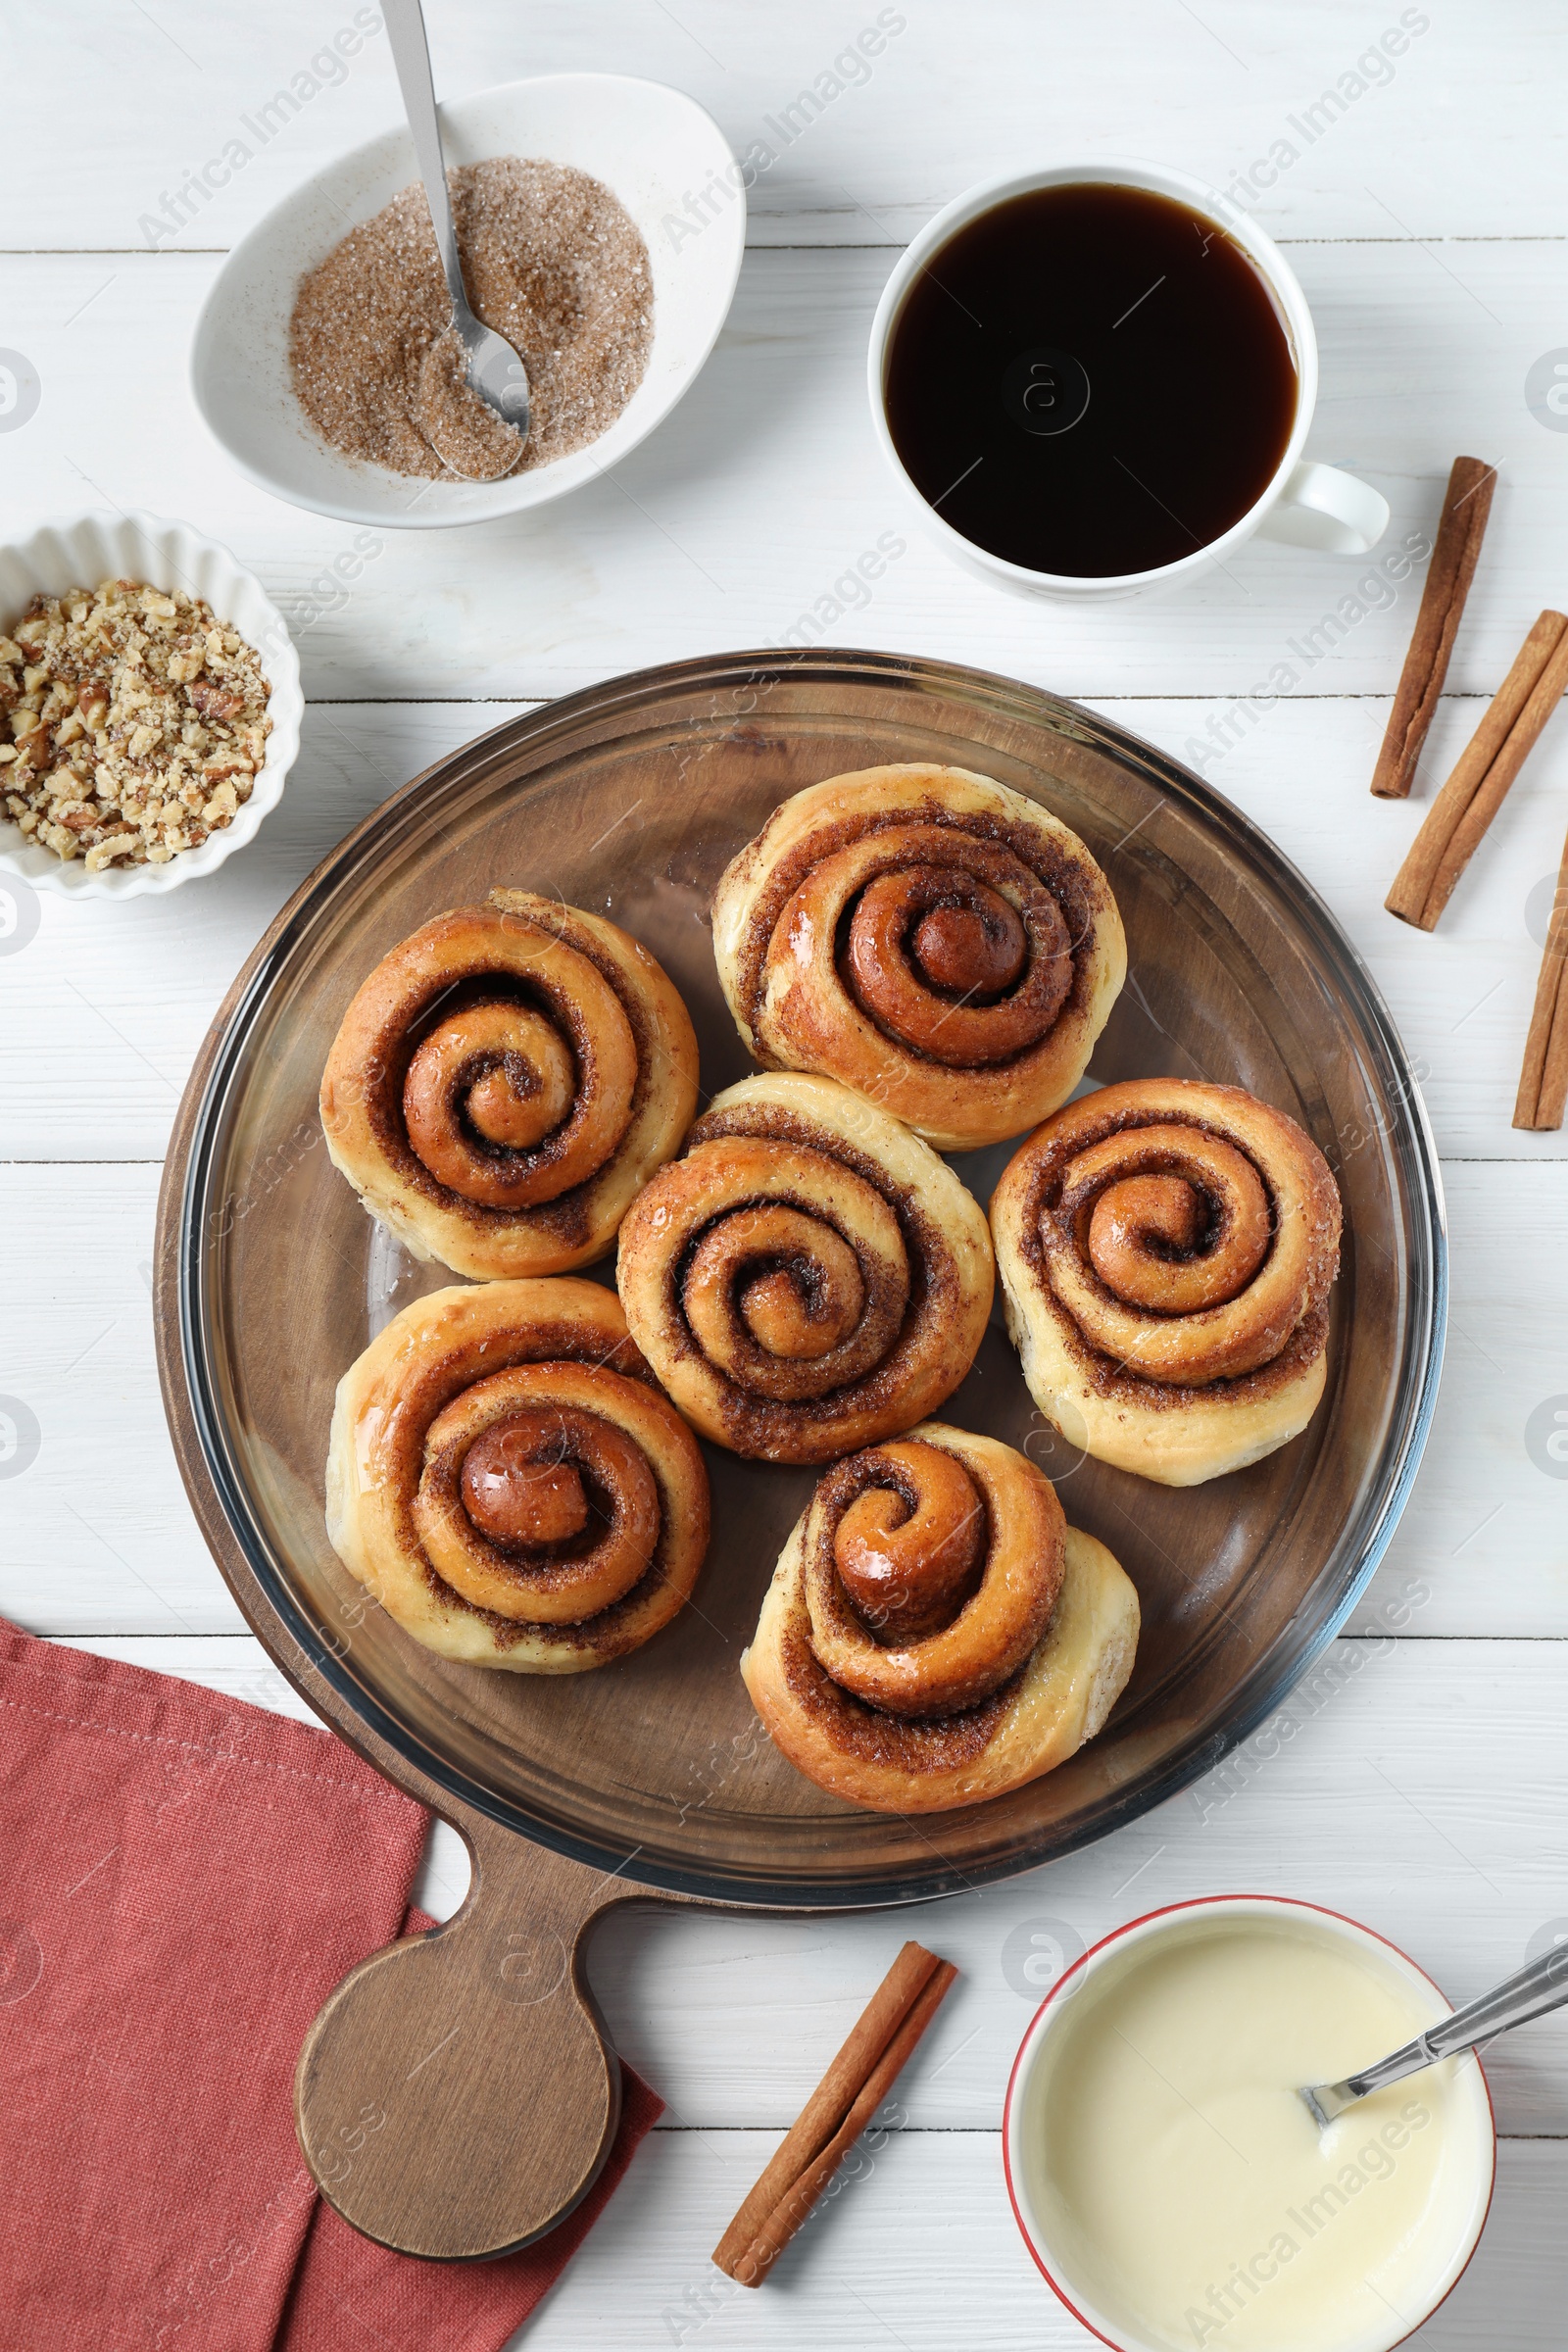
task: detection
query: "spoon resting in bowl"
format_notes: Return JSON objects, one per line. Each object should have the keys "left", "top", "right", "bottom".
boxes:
{"left": 1301, "top": 1937, "right": 1568, "bottom": 2129}
{"left": 384, "top": 0, "right": 530, "bottom": 479}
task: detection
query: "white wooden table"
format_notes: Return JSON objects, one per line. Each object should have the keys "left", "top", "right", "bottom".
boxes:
{"left": 4, "top": 4, "right": 1566, "bottom": 2340}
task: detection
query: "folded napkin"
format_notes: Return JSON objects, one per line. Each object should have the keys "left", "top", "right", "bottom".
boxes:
{"left": 0, "top": 1621, "right": 660, "bottom": 2349}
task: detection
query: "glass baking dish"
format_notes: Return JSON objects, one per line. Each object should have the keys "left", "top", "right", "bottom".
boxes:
{"left": 165, "top": 649, "right": 1446, "bottom": 1908}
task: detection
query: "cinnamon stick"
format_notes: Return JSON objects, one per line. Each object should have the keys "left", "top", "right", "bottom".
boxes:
{"left": 1386, "top": 611, "right": 1568, "bottom": 928}
{"left": 1370, "top": 456, "right": 1497, "bottom": 799}
{"left": 711, "top": 1940, "right": 957, "bottom": 2286}
{"left": 1514, "top": 814, "right": 1568, "bottom": 1130}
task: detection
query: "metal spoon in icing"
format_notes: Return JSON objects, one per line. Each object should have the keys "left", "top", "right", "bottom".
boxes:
{"left": 1301, "top": 1940, "right": 1568, "bottom": 2130}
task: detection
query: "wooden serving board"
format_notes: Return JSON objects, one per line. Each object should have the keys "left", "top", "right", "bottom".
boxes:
{"left": 153, "top": 647, "right": 1443, "bottom": 2259}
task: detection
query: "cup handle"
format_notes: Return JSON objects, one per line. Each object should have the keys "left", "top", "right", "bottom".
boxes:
{"left": 1253, "top": 461, "right": 1390, "bottom": 556}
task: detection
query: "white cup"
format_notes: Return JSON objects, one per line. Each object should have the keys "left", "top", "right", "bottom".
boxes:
{"left": 867, "top": 160, "right": 1391, "bottom": 603}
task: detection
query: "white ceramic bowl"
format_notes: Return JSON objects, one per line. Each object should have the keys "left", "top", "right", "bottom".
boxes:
{"left": 191, "top": 74, "right": 745, "bottom": 529}
{"left": 1004, "top": 1895, "right": 1496, "bottom": 2352}
{"left": 0, "top": 512, "right": 302, "bottom": 901}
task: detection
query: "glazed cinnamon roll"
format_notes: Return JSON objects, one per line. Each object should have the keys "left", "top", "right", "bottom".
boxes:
{"left": 325, "top": 1278, "right": 710, "bottom": 1671}
{"left": 615, "top": 1072, "right": 993, "bottom": 1463}
{"left": 710, "top": 764, "right": 1126, "bottom": 1151}
{"left": 741, "top": 1423, "right": 1140, "bottom": 1813}
{"left": 319, "top": 891, "right": 699, "bottom": 1280}
{"left": 992, "top": 1080, "right": 1342, "bottom": 1486}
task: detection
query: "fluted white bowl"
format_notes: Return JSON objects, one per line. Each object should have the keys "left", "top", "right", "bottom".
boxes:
{"left": 0, "top": 511, "right": 302, "bottom": 901}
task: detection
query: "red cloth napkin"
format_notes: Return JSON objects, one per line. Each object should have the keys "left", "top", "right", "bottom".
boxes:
{"left": 0, "top": 1621, "right": 661, "bottom": 2350}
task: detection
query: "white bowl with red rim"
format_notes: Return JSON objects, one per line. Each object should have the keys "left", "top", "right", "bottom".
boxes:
{"left": 1003, "top": 1893, "right": 1496, "bottom": 2352}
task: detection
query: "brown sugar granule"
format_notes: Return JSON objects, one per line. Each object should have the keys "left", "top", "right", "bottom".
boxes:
{"left": 414, "top": 323, "right": 523, "bottom": 481}
{"left": 289, "top": 156, "right": 653, "bottom": 481}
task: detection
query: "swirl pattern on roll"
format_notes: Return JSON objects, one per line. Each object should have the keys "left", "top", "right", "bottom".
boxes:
{"left": 324, "top": 1278, "right": 710, "bottom": 1672}
{"left": 615, "top": 1073, "right": 995, "bottom": 1464}
{"left": 740, "top": 1424, "right": 1141, "bottom": 1814}
{"left": 992, "top": 1079, "right": 1343, "bottom": 1487}
{"left": 319, "top": 891, "right": 699, "bottom": 1280}
{"left": 711, "top": 764, "right": 1126, "bottom": 1151}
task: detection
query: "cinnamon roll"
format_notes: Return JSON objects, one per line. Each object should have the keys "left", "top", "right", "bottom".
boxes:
{"left": 319, "top": 891, "right": 699, "bottom": 1280}
{"left": 710, "top": 764, "right": 1126, "bottom": 1151}
{"left": 992, "top": 1080, "right": 1342, "bottom": 1486}
{"left": 324, "top": 1278, "right": 710, "bottom": 1671}
{"left": 741, "top": 1423, "right": 1140, "bottom": 1813}
{"left": 615, "top": 1072, "right": 993, "bottom": 1463}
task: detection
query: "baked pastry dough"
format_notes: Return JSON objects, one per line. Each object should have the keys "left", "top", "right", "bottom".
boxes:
{"left": 741, "top": 1422, "right": 1140, "bottom": 1813}
{"left": 710, "top": 763, "right": 1125, "bottom": 1151}
{"left": 325, "top": 1278, "right": 710, "bottom": 1671}
{"left": 992, "top": 1079, "right": 1342, "bottom": 1486}
{"left": 319, "top": 890, "right": 699, "bottom": 1280}
{"left": 616, "top": 1072, "right": 993, "bottom": 1463}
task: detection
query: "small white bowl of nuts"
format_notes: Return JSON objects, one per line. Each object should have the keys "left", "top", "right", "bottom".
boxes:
{"left": 0, "top": 512, "right": 302, "bottom": 899}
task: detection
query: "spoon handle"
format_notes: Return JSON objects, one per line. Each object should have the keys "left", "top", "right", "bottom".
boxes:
{"left": 383, "top": 0, "right": 468, "bottom": 318}
{"left": 1343, "top": 1942, "right": 1568, "bottom": 2103}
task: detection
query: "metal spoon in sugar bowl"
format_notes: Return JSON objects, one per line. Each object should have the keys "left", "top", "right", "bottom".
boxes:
{"left": 1302, "top": 1939, "right": 1568, "bottom": 2129}
{"left": 383, "top": 0, "right": 530, "bottom": 477}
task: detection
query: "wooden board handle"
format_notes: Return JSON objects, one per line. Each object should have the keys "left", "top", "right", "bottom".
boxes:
{"left": 295, "top": 1811, "right": 668, "bottom": 2259}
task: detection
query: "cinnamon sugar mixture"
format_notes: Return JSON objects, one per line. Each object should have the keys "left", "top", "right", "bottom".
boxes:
{"left": 289, "top": 158, "right": 653, "bottom": 482}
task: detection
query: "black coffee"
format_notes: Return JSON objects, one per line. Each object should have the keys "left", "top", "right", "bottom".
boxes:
{"left": 884, "top": 183, "right": 1298, "bottom": 578}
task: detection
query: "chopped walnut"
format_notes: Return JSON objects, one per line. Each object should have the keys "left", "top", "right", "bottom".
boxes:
{"left": 0, "top": 578, "right": 272, "bottom": 867}
{"left": 188, "top": 679, "right": 243, "bottom": 722}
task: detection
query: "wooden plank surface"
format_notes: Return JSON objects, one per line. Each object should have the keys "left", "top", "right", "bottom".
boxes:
{"left": 54, "top": 1634, "right": 1568, "bottom": 2140}
{"left": 5, "top": 694, "right": 1568, "bottom": 1163}
{"left": 443, "top": 2130, "right": 1568, "bottom": 2348}
{"left": 5, "top": 1, "right": 1568, "bottom": 2338}
{"left": 1, "top": 1151, "right": 1560, "bottom": 1640}
{"left": 2, "top": 244, "right": 1565, "bottom": 704}
{"left": 424, "top": 2132, "right": 1566, "bottom": 2348}
{"left": 9, "top": 0, "right": 1565, "bottom": 247}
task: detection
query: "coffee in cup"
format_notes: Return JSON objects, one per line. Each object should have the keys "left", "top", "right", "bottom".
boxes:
{"left": 885, "top": 181, "right": 1298, "bottom": 577}
{"left": 868, "top": 162, "right": 1389, "bottom": 599}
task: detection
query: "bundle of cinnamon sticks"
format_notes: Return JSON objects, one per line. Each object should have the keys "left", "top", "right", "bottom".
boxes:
{"left": 711, "top": 1940, "right": 957, "bottom": 2286}
{"left": 1371, "top": 455, "right": 1568, "bottom": 1129}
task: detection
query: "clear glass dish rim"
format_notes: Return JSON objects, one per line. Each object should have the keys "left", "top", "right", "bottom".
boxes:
{"left": 175, "top": 647, "right": 1448, "bottom": 1910}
